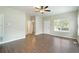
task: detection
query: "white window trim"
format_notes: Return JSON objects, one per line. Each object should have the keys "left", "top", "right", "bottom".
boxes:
{"left": 53, "top": 18, "right": 70, "bottom": 32}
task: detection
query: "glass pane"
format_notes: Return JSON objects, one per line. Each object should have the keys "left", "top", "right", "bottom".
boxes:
{"left": 54, "top": 19, "right": 69, "bottom": 32}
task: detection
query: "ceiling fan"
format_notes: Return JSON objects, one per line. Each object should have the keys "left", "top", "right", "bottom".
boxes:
{"left": 34, "top": 6, "right": 51, "bottom": 14}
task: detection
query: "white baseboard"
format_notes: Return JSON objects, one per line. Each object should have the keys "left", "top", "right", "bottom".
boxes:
{"left": 0, "top": 36, "right": 25, "bottom": 45}
{"left": 35, "top": 33, "right": 76, "bottom": 39}
{"left": 50, "top": 34, "right": 76, "bottom": 39}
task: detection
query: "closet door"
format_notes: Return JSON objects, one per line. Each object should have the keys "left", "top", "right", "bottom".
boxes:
{"left": 0, "top": 14, "right": 4, "bottom": 42}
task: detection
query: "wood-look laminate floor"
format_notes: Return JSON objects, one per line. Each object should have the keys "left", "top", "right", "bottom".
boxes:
{"left": 0, "top": 34, "right": 79, "bottom": 53}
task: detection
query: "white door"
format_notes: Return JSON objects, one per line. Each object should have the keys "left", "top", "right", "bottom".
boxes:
{"left": 0, "top": 14, "right": 4, "bottom": 42}
{"left": 44, "top": 19, "right": 50, "bottom": 34}
{"left": 35, "top": 16, "right": 42, "bottom": 35}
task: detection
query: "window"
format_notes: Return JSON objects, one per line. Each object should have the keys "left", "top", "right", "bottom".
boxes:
{"left": 54, "top": 19, "right": 69, "bottom": 32}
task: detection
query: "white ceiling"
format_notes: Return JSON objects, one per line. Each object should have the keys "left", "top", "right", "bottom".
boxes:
{"left": 8, "top": 6, "right": 78, "bottom": 16}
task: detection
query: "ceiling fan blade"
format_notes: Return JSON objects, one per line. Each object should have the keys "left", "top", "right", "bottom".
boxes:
{"left": 45, "top": 10, "right": 51, "bottom": 12}
{"left": 44, "top": 6, "right": 48, "bottom": 9}
{"left": 34, "top": 9, "right": 39, "bottom": 12}
{"left": 41, "top": 6, "right": 43, "bottom": 9}
{"left": 35, "top": 7, "right": 39, "bottom": 9}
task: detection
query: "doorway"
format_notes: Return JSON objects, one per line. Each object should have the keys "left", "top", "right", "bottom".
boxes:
{"left": 27, "top": 16, "right": 35, "bottom": 35}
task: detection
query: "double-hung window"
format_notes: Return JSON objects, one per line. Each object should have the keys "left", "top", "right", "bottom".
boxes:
{"left": 54, "top": 19, "right": 69, "bottom": 32}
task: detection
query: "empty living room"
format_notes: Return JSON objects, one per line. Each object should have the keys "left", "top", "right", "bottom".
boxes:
{"left": 0, "top": 6, "right": 79, "bottom": 53}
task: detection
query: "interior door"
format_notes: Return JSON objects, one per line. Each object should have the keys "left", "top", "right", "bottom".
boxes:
{"left": 44, "top": 19, "right": 50, "bottom": 34}
{"left": 35, "top": 16, "right": 42, "bottom": 35}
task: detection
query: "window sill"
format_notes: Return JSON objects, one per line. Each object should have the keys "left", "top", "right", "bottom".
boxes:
{"left": 54, "top": 31, "right": 70, "bottom": 33}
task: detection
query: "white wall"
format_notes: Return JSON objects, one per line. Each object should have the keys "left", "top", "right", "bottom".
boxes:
{"left": 35, "top": 16, "right": 43, "bottom": 35}
{"left": 0, "top": 14, "right": 4, "bottom": 42}
{"left": 52, "top": 11, "right": 78, "bottom": 39}
{"left": 35, "top": 16, "right": 52, "bottom": 35}
{"left": 35, "top": 11, "right": 78, "bottom": 39}
{"left": 25, "top": 15, "right": 31, "bottom": 35}
{"left": 43, "top": 16, "right": 51, "bottom": 34}
{"left": 0, "top": 7, "right": 28, "bottom": 44}
{"left": 0, "top": 7, "right": 5, "bottom": 42}
{"left": 77, "top": 9, "right": 79, "bottom": 42}
{"left": 78, "top": 9, "right": 79, "bottom": 35}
